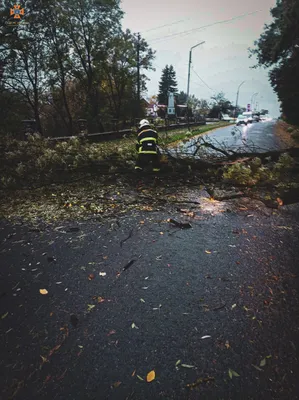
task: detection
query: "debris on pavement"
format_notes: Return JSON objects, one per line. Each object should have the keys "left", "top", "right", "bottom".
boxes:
{"left": 168, "top": 219, "right": 192, "bottom": 229}
{"left": 228, "top": 369, "right": 240, "bottom": 379}
{"left": 186, "top": 376, "right": 215, "bottom": 388}
{"left": 146, "top": 370, "right": 155, "bottom": 382}
{"left": 123, "top": 259, "right": 136, "bottom": 271}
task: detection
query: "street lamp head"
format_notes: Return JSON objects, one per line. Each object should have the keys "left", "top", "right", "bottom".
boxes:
{"left": 238, "top": 80, "right": 245, "bottom": 90}
{"left": 191, "top": 41, "right": 205, "bottom": 50}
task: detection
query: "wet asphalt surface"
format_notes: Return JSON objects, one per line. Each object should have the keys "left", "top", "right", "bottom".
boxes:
{"left": 1, "top": 121, "right": 299, "bottom": 400}
{"left": 1, "top": 194, "right": 299, "bottom": 400}
{"left": 179, "top": 121, "right": 282, "bottom": 155}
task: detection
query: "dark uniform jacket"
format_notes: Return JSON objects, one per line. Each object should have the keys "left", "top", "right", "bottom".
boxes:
{"left": 136, "top": 126, "right": 158, "bottom": 154}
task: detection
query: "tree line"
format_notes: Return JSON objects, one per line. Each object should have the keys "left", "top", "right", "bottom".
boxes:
{"left": 0, "top": 0, "right": 155, "bottom": 137}
{"left": 249, "top": 0, "right": 299, "bottom": 125}
{"left": 1, "top": 0, "right": 293, "bottom": 139}
{"left": 156, "top": 64, "right": 245, "bottom": 119}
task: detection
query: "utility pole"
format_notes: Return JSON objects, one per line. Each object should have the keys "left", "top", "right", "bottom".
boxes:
{"left": 186, "top": 41, "right": 205, "bottom": 103}
{"left": 186, "top": 41, "right": 205, "bottom": 130}
{"left": 234, "top": 81, "right": 245, "bottom": 118}
{"left": 136, "top": 32, "right": 141, "bottom": 120}
{"left": 251, "top": 92, "right": 258, "bottom": 110}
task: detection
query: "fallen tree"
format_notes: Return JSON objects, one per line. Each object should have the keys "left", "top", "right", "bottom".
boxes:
{"left": 1, "top": 127, "right": 299, "bottom": 207}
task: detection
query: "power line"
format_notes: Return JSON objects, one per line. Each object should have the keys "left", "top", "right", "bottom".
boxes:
{"left": 152, "top": 63, "right": 204, "bottom": 88}
{"left": 142, "top": 18, "right": 191, "bottom": 34}
{"left": 147, "top": 10, "right": 262, "bottom": 44}
{"left": 191, "top": 67, "right": 215, "bottom": 93}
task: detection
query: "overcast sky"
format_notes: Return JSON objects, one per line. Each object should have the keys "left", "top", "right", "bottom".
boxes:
{"left": 120, "top": 0, "right": 280, "bottom": 116}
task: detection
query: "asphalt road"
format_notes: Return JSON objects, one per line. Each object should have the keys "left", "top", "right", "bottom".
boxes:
{"left": 1, "top": 193, "right": 299, "bottom": 400}
{"left": 178, "top": 121, "right": 282, "bottom": 156}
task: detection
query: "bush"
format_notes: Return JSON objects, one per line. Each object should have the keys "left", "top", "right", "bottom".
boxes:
{"left": 273, "top": 153, "right": 295, "bottom": 170}
{"left": 0, "top": 134, "right": 137, "bottom": 189}
{"left": 291, "top": 130, "right": 299, "bottom": 141}
{"left": 223, "top": 163, "right": 257, "bottom": 185}
{"left": 223, "top": 153, "right": 295, "bottom": 186}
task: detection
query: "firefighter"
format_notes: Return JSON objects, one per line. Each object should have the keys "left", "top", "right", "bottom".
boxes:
{"left": 135, "top": 119, "right": 160, "bottom": 172}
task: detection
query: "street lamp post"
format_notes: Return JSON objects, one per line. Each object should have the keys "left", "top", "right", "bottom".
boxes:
{"left": 251, "top": 92, "right": 258, "bottom": 111}
{"left": 186, "top": 41, "right": 205, "bottom": 102}
{"left": 234, "top": 81, "right": 245, "bottom": 118}
{"left": 186, "top": 41, "right": 205, "bottom": 129}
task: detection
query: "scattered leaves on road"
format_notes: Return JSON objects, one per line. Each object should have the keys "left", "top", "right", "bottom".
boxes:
{"left": 186, "top": 376, "right": 215, "bottom": 388}
{"left": 48, "top": 344, "right": 61, "bottom": 357}
{"left": 39, "top": 289, "right": 48, "bottom": 295}
{"left": 87, "top": 304, "right": 95, "bottom": 312}
{"left": 205, "top": 250, "right": 212, "bottom": 254}
{"left": 99, "top": 272, "right": 106, "bottom": 276}
{"left": 137, "top": 375, "right": 144, "bottom": 381}
{"left": 1, "top": 312, "right": 8, "bottom": 319}
{"left": 146, "top": 370, "right": 155, "bottom": 382}
{"left": 181, "top": 364, "right": 196, "bottom": 369}
{"left": 93, "top": 296, "right": 105, "bottom": 303}
{"left": 131, "top": 322, "right": 139, "bottom": 329}
{"left": 112, "top": 381, "right": 121, "bottom": 388}
{"left": 252, "top": 364, "right": 263, "bottom": 371}
{"left": 260, "top": 358, "right": 266, "bottom": 367}
{"left": 40, "top": 355, "right": 48, "bottom": 364}
{"left": 231, "top": 304, "right": 237, "bottom": 309}
{"left": 140, "top": 298, "right": 146, "bottom": 303}
{"left": 88, "top": 273, "right": 95, "bottom": 281}
{"left": 201, "top": 335, "right": 211, "bottom": 339}
{"left": 228, "top": 368, "right": 240, "bottom": 379}
{"left": 277, "top": 197, "right": 283, "bottom": 206}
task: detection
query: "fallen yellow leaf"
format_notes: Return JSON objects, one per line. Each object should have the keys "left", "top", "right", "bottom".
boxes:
{"left": 146, "top": 370, "right": 155, "bottom": 382}
{"left": 277, "top": 197, "right": 283, "bottom": 206}
{"left": 39, "top": 289, "right": 48, "bottom": 295}
{"left": 205, "top": 250, "right": 212, "bottom": 254}
{"left": 40, "top": 355, "right": 48, "bottom": 363}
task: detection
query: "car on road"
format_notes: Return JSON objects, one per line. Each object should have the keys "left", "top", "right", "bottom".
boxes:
{"left": 252, "top": 114, "right": 260, "bottom": 122}
{"left": 236, "top": 114, "right": 248, "bottom": 126}
{"left": 221, "top": 114, "right": 232, "bottom": 122}
{"left": 243, "top": 112, "right": 253, "bottom": 123}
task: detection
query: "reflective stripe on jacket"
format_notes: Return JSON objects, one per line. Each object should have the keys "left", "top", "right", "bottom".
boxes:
{"left": 136, "top": 127, "right": 158, "bottom": 154}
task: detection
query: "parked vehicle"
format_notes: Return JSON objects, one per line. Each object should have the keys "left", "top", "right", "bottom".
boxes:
{"left": 252, "top": 114, "right": 260, "bottom": 122}
{"left": 242, "top": 112, "right": 253, "bottom": 123}
{"left": 236, "top": 114, "right": 248, "bottom": 126}
{"left": 221, "top": 114, "right": 232, "bottom": 122}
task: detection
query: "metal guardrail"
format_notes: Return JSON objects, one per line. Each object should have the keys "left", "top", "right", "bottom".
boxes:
{"left": 48, "top": 129, "right": 132, "bottom": 143}
{"left": 205, "top": 118, "right": 220, "bottom": 122}
{"left": 47, "top": 121, "right": 208, "bottom": 143}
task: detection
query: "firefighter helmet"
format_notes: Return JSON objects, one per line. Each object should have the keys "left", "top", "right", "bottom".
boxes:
{"left": 139, "top": 119, "right": 150, "bottom": 129}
